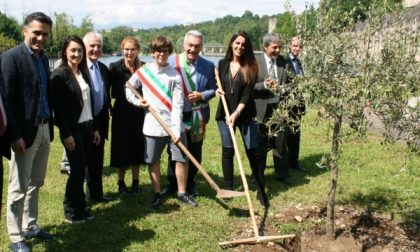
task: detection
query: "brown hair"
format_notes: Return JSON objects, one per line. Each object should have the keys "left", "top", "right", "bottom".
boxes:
{"left": 150, "top": 35, "right": 174, "bottom": 54}
{"left": 120, "top": 36, "right": 141, "bottom": 68}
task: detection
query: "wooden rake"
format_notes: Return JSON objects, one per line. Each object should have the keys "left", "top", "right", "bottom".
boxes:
{"left": 126, "top": 81, "right": 245, "bottom": 199}
{"left": 214, "top": 68, "right": 295, "bottom": 248}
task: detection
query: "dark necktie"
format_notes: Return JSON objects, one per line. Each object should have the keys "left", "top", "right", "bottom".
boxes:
{"left": 293, "top": 58, "right": 303, "bottom": 75}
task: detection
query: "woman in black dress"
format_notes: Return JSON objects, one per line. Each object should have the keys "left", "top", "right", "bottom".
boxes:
{"left": 215, "top": 31, "right": 269, "bottom": 207}
{"left": 110, "top": 36, "right": 145, "bottom": 196}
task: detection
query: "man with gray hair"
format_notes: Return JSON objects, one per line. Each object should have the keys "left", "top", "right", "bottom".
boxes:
{"left": 286, "top": 36, "right": 306, "bottom": 172}
{"left": 83, "top": 31, "right": 112, "bottom": 203}
{"left": 163, "top": 30, "right": 217, "bottom": 199}
{"left": 254, "top": 33, "right": 291, "bottom": 191}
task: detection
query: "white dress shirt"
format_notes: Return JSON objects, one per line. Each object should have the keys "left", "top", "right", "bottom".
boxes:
{"left": 76, "top": 73, "right": 93, "bottom": 123}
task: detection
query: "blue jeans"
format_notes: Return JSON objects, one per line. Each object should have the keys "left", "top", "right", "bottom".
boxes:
{"left": 217, "top": 120, "right": 259, "bottom": 150}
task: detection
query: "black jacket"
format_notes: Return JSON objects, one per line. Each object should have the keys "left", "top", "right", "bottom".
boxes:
{"left": 51, "top": 66, "right": 99, "bottom": 141}
{"left": 0, "top": 43, "right": 54, "bottom": 148}
{"left": 215, "top": 58, "right": 256, "bottom": 124}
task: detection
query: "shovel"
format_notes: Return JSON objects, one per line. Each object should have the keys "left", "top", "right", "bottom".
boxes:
{"left": 126, "top": 81, "right": 245, "bottom": 199}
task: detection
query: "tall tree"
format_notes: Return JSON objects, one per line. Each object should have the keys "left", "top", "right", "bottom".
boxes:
{"left": 46, "top": 12, "right": 76, "bottom": 54}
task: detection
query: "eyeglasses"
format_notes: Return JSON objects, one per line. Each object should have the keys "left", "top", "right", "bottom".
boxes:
{"left": 155, "top": 48, "right": 169, "bottom": 54}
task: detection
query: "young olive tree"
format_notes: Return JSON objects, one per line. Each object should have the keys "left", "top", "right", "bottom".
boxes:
{"left": 269, "top": 0, "right": 418, "bottom": 238}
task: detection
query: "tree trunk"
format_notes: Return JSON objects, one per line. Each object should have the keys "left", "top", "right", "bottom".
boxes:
{"left": 326, "top": 113, "right": 342, "bottom": 239}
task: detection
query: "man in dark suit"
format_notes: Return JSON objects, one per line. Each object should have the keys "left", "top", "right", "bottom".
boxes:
{"left": 0, "top": 77, "right": 11, "bottom": 218}
{"left": 164, "top": 30, "right": 217, "bottom": 198}
{"left": 254, "top": 33, "right": 291, "bottom": 185}
{"left": 83, "top": 32, "right": 112, "bottom": 203}
{"left": 0, "top": 12, "right": 54, "bottom": 252}
{"left": 286, "top": 37, "right": 306, "bottom": 172}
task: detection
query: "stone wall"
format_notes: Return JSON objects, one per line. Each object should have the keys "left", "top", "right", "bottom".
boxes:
{"left": 354, "top": 4, "right": 419, "bottom": 61}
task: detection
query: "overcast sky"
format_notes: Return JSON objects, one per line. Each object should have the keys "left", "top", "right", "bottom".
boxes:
{"left": 1, "top": 0, "right": 319, "bottom": 29}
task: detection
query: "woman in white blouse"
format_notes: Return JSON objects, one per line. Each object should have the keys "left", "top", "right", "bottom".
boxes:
{"left": 51, "top": 35, "right": 100, "bottom": 224}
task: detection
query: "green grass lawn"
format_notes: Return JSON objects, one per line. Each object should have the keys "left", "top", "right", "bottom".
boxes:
{"left": 1, "top": 100, "right": 419, "bottom": 251}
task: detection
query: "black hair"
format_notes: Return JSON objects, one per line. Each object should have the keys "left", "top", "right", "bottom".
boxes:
{"left": 59, "top": 35, "right": 88, "bottom": 74}
{"left": 24, "top": 12, "right": 53, "bottom": 29}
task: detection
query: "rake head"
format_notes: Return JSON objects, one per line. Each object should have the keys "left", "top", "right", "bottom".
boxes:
{"left": 218, "top": 234, "right": 296, "bottom": 249}
{"left": 216, "top": 189, "right": 246, "bottom": 199}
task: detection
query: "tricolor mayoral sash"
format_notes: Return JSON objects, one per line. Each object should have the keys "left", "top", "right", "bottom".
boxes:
{"left": 136, "top": 65, "right": 173, "bottom": 112}
{"left": 175, "top": 53, "right": 205, "bottom": 142}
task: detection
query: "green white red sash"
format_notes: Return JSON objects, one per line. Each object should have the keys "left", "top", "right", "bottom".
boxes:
{"left": 136, "top": 65, "right": 173, "bottom": 111}
{"left": 175, "top": 53, "right": 205, "bottom": 137}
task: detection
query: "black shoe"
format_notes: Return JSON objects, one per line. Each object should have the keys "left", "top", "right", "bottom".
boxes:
{"left": 83, "top": 207, "right": 95, "bottom": 221}
{"left": 151, "top": 193, "right": 163, "bottom": 209}
{"left": 177, "top": 193, "right": 198, "bottom": 207}
{"left": 257, "top": 191, "right": 270, "bottom": 208}
{"left": 276, "top": 177, "right": 292, "bottom": 186}
{"left": 118, "top": 181, "right": 130, "bottom": 196}
{"left": 295, "top": 165, "right": 307, "bottom": 172}
{"left": 90, "top": 196, "right": 112, "bottom": 203}
{"left": 23, "top": 228, "right": 52, "bottom": 240}
{"left": 64, "top": 215, "right": 85, "bottom": 225}
{"left": 290, "top": 163, "right": 307, "bottom": 172}
{"left": 161, "top": 186, "right": 176, "bottom": 197}
{"left": 131, "top": 180, "right": 140, "bottom": 195}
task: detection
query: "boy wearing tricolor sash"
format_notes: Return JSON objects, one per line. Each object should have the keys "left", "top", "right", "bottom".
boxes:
{"left": 163, "top": 30, "right": 217, "bottom": 197}
{"left": 125, "top": 36, "right": 198, "bottom": 209}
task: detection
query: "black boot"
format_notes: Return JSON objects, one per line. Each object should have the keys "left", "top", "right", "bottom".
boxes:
{"left": 118, "top": 180, "right": 130, "bottom": 196}
{"left": 222, "top": 147, "right": 235, "bottom": 190}
{"left": 131, "top": 179, "right": 139, "bottom": 195}
{"left": 246, "top": 148, "right": 269, "bottom": 208}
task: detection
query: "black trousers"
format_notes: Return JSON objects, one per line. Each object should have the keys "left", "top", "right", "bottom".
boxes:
{"left": 0, "top": 159, "right": 3, "bottom": 216}
{"left": 86, "top": 136, "right": 105, "bottom": 200}
{"left": 258, "top": 123, "right": 290, "bottom": 179}
{"left": 64, "top": 123, "right": 93, "bottom": 218}
{"left": 287, "top": 106, "right": 302, "bottom": 168}
{"left": 167, "top": 131, "right": 203, "bottom": 193}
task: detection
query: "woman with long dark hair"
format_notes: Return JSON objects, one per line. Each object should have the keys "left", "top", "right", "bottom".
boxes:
{"left": 215, "top": 31, "right": 269, "bottom": 207}
{"left": 109, "top": 36, "right": 145, "bottom": 196}
{"left": 51, "top": 35, "right": 100, "bottom": 224}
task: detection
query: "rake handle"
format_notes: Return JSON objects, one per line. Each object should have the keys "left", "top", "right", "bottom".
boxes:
{"left": 214, "top": 67, "right": 259, "bottom": 238}
{"left": 126, "top": 82, "right": 221, "bottom": 192}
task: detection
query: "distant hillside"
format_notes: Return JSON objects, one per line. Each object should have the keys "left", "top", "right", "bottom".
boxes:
{"left": 101, "top": 9, "right": 317, "bottom": 54}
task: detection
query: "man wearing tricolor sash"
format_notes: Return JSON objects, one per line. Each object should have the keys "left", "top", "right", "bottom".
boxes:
{"left": 125, "top": 36, "right": 198, "bottom": 209}
{"left": 164, "top": 30, "right": 217, "bottom": 197}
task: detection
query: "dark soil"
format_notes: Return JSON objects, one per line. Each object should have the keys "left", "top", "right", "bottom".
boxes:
{"left": 225, "top": 205, "right": 419, "bottom": 252}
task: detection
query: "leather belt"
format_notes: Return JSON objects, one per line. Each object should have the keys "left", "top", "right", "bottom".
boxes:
{"left": 78, "top": 120, "right": 93, "bottom": 128}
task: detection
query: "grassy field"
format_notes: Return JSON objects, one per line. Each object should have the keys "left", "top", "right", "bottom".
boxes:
{"left": 1, "top": 99, "right": 419, "bottom": 251}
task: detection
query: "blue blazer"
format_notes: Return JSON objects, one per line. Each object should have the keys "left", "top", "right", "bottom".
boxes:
{"left": 168, "top": 54, "right": 216, "bottom": 124}
{"left": 0, "top": 43, "right": 54, "bottom": 148}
